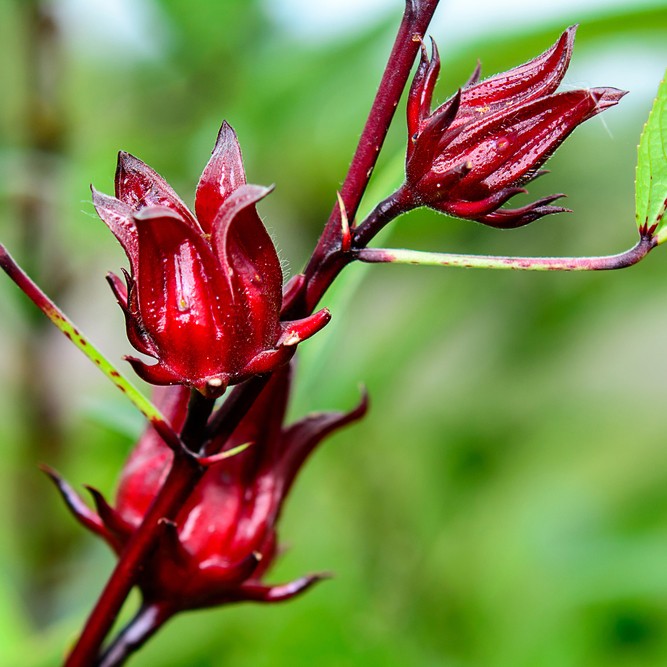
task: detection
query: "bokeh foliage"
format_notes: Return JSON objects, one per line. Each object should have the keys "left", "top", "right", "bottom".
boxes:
{"left": 2, "top": 0, "right": 667, "bottom": 665}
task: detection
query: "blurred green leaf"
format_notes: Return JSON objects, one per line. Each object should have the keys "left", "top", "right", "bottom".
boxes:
{"left": 636, "top": 72, "right": 667, "bottom": 240}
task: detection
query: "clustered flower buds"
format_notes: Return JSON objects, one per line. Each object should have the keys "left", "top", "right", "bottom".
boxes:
{"left": 3, "top": 12, "right": 640, "bottom": 663}
{"left": 402, "top": 26, "right": 626, "bottom": 227}
{"left": 49, "top": 365, "right": 367, "bottom": 616}
{"left": 93, "top": 122, "right": 330, "bottom": 398}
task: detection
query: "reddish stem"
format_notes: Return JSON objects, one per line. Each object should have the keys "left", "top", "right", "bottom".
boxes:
{"left": 65, "top": 453, "right": 198, "bottom": 667}
{"left": 283, "top": 0, "right": 441, "bottom": 317}
{"left": 64, "top": 381, "right": 263, "bottom": 667}
{"left": 353, "top": 186, "right": 417, "bottom": 248}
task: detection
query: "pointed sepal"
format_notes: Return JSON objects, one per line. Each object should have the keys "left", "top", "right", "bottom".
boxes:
{"left": 195, "top": 121, "right": 247, "bottom": 234}
{"left": 91, "top": 187, "right": 139, "bottom": 271}
{"left": 86, "top": 485, "right": 135, "bottom": 548}
{"left": 407, "top": 37, "right": 440, "bottom": 139}
{"left": 278, "top": 308, "right": 331, "bottom": 348}
{"left": 235, "top": 573, "right": 330, "bottom": 603}
{"left": 279, "top": 387, "right": 368, "bottom": 489}
{"left": 212, "top": 184, "right": 283, "bottom": 355}
{"left": 451, "top": 26, "right": 577, "bottom": 130}
{"left": 472, "top": 194, "right": 570, "bottom": 229}
{"left": 115, "top": 151, "right": 199, "bottom": 229}
{"left": 41, "top": 465, "right": 113, "bottom": 545}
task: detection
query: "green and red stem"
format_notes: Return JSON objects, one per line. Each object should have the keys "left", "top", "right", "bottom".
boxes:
{"left": 357, "top": 231, "right": 657, "bottom": 271}
{"left": 0, "top": 245, "right": 182, "bottom": 452}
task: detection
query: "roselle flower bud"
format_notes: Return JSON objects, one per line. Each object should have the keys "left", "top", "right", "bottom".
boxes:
{"left": 93, "top": 122, "right": 330, "bottom": 397}
{"left": 47, "top": 365, "right": 367, "bottom": 615}
{"left": 403, "top": 26, "right": 627, "bottom": 228}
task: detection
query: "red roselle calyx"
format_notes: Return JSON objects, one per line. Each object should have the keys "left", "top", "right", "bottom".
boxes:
{"left": 93, "top": 122, "right": 330, "bottom": 398}
{"left": 401, "top": 26, "right": 627, "bottom": 228}
{"left": 48, "top": 364, "right": 367, "bottom": 616}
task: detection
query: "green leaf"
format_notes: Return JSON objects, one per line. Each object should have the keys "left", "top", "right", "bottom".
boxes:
{"left": 636, "top": 71, "right": 667, "bottom": 242}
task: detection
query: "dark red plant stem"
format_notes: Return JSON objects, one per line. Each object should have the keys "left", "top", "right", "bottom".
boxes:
{"left": 180, "top": 390, "right": 216, "bottom": 452}
{"left": 64, "top": 377, "right": 267, "bottom": 667}
{"left": 97, "top": 603, "right": 173, "bottom": 667}
{"left": 353, "top": 186, "right": 416, "bottom": 248}
{"left": 65, "top": 452, "right": 200, "bottom": 667}
{"left": 283, "top": 0, "right": 441, "bottom": 318}
{"left": 202, "top": 374, "right": 269, "bottom": 450}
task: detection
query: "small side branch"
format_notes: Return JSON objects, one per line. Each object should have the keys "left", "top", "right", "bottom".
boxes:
{"left": 357, "top": 233, "right": 656, "bottom": 271}
{"left": 0, "top": 244, "right": 182, "bottom": 451}
{"left": 97, "top": 602, "right": 171, "bottom": 667}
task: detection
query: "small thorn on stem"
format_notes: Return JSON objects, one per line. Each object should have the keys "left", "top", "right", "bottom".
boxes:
{"left": 337, "top": 192, "right": 352, "bottom": 251}
{"left": 281, "top": 332, "right": 301, "bottom": 347}
{"left": 196, "top": 441, "right": 253, "bottom": 467}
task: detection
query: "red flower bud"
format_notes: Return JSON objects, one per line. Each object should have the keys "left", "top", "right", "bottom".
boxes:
{"left": 404, "top": 27, "right": 627, "bottom": 228}
{"left": 93, "top": 122, "right": 330, "bottom": 397}
{"left": 48, "top": 365, "right": 367, "bottom": 614}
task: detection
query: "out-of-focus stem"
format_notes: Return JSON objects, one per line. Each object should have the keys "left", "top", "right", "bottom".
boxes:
{"left": 65, "top": 452, "right": 201, "bottom": 667}
{"left": 203, "top": 375, "right": 269, "bottom": 449}
{"left": 13, "top": 0, "right": 69, "bottom": 627}
{"left": 357, "top": 232, "right": 657, "bottom": 271}
{"left": 97, "top": 603, "right": 172, "bottom": 667}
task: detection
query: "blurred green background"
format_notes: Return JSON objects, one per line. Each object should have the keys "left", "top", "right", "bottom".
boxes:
{"left": 2, "top": 0, "right": 667, "bottom": 664}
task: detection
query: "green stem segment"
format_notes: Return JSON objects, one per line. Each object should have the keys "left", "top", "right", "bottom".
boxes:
{"left": 357, "top": 233, "right": 657, "bottom": 271}
{"left": 0, "top": 245, "right": 182, "bottom": 451}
